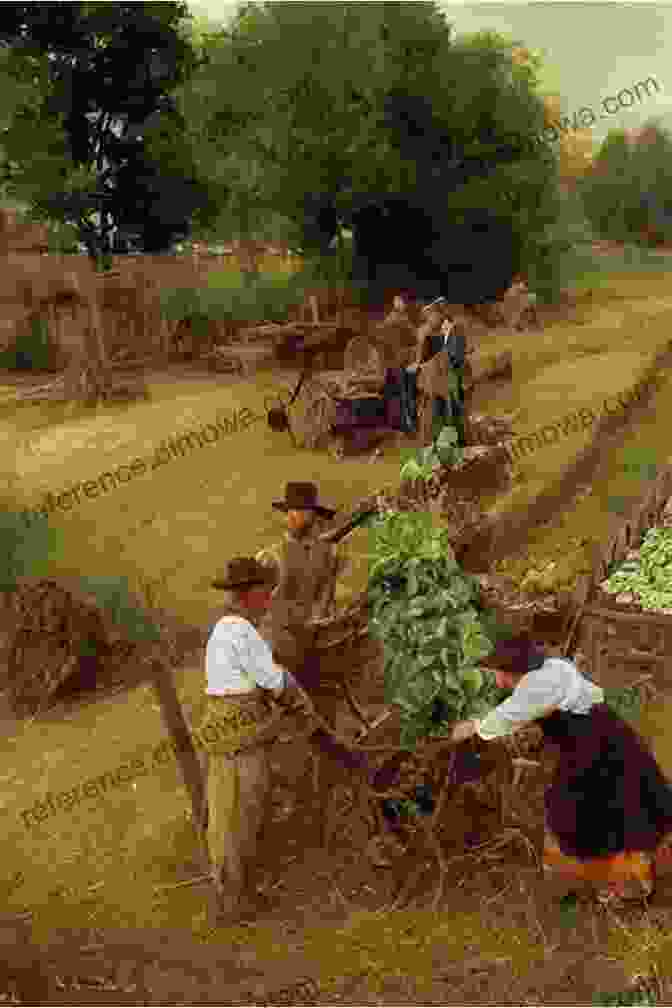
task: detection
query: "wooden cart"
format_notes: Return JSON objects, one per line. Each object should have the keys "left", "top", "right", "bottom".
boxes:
{"left": 289, "top": 370, "right": 391, "bottom": 453}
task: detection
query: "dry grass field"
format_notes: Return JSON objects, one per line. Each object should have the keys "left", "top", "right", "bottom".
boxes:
{"left": 3, "top": 250, "right": 672, "bottom": 1003}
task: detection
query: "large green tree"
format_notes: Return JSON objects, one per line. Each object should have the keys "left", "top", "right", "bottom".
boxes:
{"left": 0, "top": 2, "right": 225, "bottom": 267}
{"left": 580, "top": 120, "right": 672, "bottom": 245}
{"left": 162, "top": 3, "right": 569, "bottom": 304}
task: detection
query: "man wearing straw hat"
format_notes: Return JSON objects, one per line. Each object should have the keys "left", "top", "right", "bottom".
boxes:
{"left": 204, "top": 556, "right": 311, "bottom": 922}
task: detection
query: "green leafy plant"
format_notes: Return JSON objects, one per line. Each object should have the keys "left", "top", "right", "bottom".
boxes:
{"left": 620, "top": 446, "right": 658, "bottom": 483}
{"left": 159, "top": 268, "right": 307, "bottom": 333}
{"left": 558, "top": 891, "right": 579, "bottom": 929}
{"left": 603, "top": 527, "right": 672, "bottom": 611}
{"left": 366, "top": 510, "right": 497, "bottom": 749}
{"left": 77, "top": 575, "right": 161, "bottom": 644}
{"left": 604, "top": 684, "right": 645, "bottom": 725}
{"left": 399, "top": 420, "right": 464, "bottom": 484}
{"left": 0, "top": 510, "right": 64, "bottom": 591}
{"left": 0, "top": 316, "right": 52, "bottom": 372}
{"left": 593, "top": 991, "right": 657, "bottom": 1006}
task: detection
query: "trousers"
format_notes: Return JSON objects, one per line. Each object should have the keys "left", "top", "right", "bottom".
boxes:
{"left": 206, "top": 746, "right": 270, "bottom": 913}
{"left": 200, "top": 693, "right": 275, "bottom": 914}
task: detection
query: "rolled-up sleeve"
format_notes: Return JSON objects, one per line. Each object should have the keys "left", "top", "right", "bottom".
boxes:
{"left": 242, "top": 623, "right": 286, "bottom": 691}
{"left": 476, "top": 665, "right": 567, "bottom": 740}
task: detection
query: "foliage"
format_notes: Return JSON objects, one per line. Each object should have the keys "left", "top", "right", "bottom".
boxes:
{"left": 603, "top": 684, "right": 645, "bottom": 726}
{"left": 207, "top": 266, "right": 305, "bottom": 321}
{"left": 159, "top": 266, "right": 307, "bottom": 328}
{"left": 0, "top": 315, "right": 52, "bottom": 372}
{"left": 0, "top": 510, "right": 64, "bottom": 592}
{"left": 171, "top": 2, "right": 569, "bottom": 306}
{"left": 366, "top": 509, "right": 498, "bottom": 749}
{"left": 399, "top": 418, "right": 464, "bottom": 484}
{"left": 42, "top": 215, "right": 81, "bottom": 254}
{"left": 602, "top": 527, "right": 672, "bottom": 612}
{"left": 290, "top": 228, "right": 360, "bottom": 304}
{"left": 593, "top": 991, "right": 657, "bottom": 1006}
{"left": 77, "top": 575, "right": 161, "bottom": 644}
{"left": 580, "top": 120, "right": 672, "bottom": 245}
{"left": 0, "top": 2, "right": 221, "bottom": 267}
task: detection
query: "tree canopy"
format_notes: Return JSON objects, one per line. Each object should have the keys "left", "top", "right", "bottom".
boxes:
{"left": 166, "top": 3, "right": 569, "bottom": 304}
{"left": 0, "top": 2, "right": 224, "bottom": 265}
{"left": 580, "top": 119, "right": 672, "bottom": 244}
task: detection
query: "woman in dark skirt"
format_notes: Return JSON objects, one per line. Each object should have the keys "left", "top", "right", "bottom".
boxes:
{"left": 449, "top": 631, "right": 672, "bottom": 904}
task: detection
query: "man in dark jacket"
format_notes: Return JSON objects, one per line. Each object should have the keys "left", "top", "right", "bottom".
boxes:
{"left": 413, "top": 301, "right": 468, "bottom": 447}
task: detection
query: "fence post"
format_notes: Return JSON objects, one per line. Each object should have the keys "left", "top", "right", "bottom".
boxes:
{"left": 149, "top": 658, "right": 208, "bottom": 867}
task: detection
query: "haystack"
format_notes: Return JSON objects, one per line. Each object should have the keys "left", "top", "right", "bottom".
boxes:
{"left": 4, "top": 576, "right": 156, "bottom": 716}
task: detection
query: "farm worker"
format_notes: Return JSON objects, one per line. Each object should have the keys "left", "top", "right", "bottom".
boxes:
{"left": 390, "top": 297, "right": 444, "bottom": 433}
{"left": 255, "top": 482, "right": 384, "bottom": 805}
{"left": 376, "top": 294, "right": 418, "bottom": 432}
{"left": 255, "top": 482, "right": 346, "bottom": 686}
{"left": 448, "top": 630, "right": 672, "bottom": 906}
{"left": 413, "top": 300, "right": 468, "bottom": 448}
{"left": 204, "top": 556, "right": 312, "bottom": 922}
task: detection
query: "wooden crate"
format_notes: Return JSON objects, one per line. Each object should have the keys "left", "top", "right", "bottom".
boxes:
{"left": 563, "top": 461, "right": 672, "bottom": 689}
{"left": 580, "top": 603, "right": 672, "bottom": 691}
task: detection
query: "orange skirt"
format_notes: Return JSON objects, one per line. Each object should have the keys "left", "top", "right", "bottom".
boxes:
{"left": 543, "top": 829, "right": 672, "bottom": 899}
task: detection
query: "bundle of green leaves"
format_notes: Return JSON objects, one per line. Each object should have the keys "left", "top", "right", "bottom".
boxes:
{"left": 366, "top": 509, "right": 499, "bottom": 749}
{"left": 602, "top": 527, "right": 672, "bottom": 611}
{"left": 399, "top": 418, "right": 464, "bottom": 484}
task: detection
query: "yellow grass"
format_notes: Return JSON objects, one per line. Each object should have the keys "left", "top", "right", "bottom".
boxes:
{"left": 4, "top": 259, "right": 672, "bottom": 993}
{"left": 6, "top": 372, "right": 398, "bottom": 624}
{"left": 478, "top": 284, "right": 672, "bottom": 592}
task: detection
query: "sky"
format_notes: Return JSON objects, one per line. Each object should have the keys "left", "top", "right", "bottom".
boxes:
{"left": 186, "top": 2, "right": 671, "bottom": 146}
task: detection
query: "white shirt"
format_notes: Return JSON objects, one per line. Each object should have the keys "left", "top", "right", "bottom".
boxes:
{"left": 476, "top": 657, "right": 604, "bottom": 740}
{"left": 205, "top": 615, "right": 287, "bottom": 695}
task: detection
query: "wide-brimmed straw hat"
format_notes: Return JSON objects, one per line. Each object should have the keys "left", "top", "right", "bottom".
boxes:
{"left": 479, "top": 630, "right": 546, "bottom": 676}
{"left": 272, "top": 482, "right": 337, "bottom": 519}
{"left": 211, "top": 557, "right": 277, "bottom": 591}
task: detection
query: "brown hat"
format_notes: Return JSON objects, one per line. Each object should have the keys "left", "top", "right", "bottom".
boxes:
{"left": 272, "top": 482, "right": 337, "bottom": 519}
{"left": 479, "top": 630, "right": 546, "bottom": 676}
{"left": 211, "top": 557, "right": 277, "bottom": 591}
